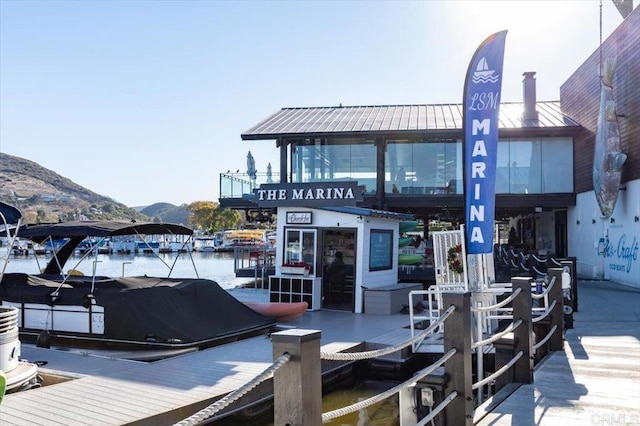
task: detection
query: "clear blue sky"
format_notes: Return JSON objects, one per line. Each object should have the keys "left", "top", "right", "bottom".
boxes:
{"left": 0, "top": 0, "right": 631, "bottom": 207}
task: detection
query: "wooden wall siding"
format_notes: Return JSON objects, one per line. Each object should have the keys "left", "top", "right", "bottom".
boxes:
{"left": 560, "top": 8, "right": 640, "bottom": 193}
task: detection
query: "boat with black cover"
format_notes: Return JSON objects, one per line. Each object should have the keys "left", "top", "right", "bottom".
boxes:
{"left": 0, "top": 208, "right": 276, "bottom": 354}
{"left": 0, "top": 202, "right": 41, "bottom": 396}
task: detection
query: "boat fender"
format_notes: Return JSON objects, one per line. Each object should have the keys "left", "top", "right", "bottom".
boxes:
{"left": 36, "top": 330, "right": 52, "bottom": 349}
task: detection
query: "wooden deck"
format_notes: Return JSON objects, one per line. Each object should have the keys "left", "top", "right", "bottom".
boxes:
{"left": 0, "top": 304, "right": 412, "bottom": 425}
{"left": 475, "top": 280, "right": 640, "bottom": 425}
{"left": 2, "top": 280, "right": 638, "bottom": 425}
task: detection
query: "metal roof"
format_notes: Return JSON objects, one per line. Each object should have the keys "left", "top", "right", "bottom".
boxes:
{"left": 321, "top": 206, "right": 414, "bottom": 221}
{"left": 242, "top": 101, "right": 580, "bottom": 140}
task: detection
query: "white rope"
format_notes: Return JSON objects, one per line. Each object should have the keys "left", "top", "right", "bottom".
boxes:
{"left": 472, "top": 287, "right": 522, "bottom": 312}
{"left": 472, "top": 351, "right": 523, "bottom": 390}
{"left": 532, "top": 276, "right": 556, "bottom": 299}
{"left": 532, "top": 300, "right": 557, "bottom": 323}
{"left": 472, "top": 319, "right": 523, "bottom": 349}
{"left": 320, "top": 305, "right": 456, "bottom": 361}
{"left": 174, "top": 353, "right": 291, "bottom": 426}
{"left": 520, "top": 262, "right": 529, "bottom": 272}
{"left": 416, "top": 391, "right": 458, "bottom": 426}
{"left": 531, "top": 253, "right": 546, "bottom": 263}
{"left": 533, "top": 325, "right": 559, "bottom": 351}
{"left": 532, "top": 265, "right": 547, "bottom": 276}
{"left": 549, "top": 257, "right": 563, "bottom": 267}
{"left": 322, "top": 349, "right": 456, "bottom": 422}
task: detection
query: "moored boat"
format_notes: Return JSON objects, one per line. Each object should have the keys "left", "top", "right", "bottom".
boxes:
{"left": 0, "top": 202, "right": 41, "bottom": 395}
{"left": 0, "top": 208, "right": 277, "bottom": 354}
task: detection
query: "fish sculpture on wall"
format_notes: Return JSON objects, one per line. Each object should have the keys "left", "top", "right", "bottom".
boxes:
{"left": 593, "top": 57, "right": 627, "bottom": 219}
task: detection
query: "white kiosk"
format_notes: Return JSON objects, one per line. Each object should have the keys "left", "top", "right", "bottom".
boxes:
{"left": 269, "top": 205, "right": 420, "bottom": 313}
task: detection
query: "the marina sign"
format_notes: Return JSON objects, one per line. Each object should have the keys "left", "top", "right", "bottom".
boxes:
{"left": 253, "top": 182, "right": 364, "bottom": 207}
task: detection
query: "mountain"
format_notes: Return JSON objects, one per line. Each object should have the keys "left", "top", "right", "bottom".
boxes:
{"left": 0, "top": 152, "right": 150, "bottom": 223}
{"left": 139, "top": 202, "right": 190, "bottom": 225}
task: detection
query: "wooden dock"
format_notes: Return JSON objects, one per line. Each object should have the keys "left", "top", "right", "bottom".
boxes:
{"left": 2, "top": 280, "right": 638, "bottom": 425}
{"left": 0, "top": 305, "right": 412, "bottom": 425}
{"left": 475, "top": 280, "right": 640, "bottom": 425}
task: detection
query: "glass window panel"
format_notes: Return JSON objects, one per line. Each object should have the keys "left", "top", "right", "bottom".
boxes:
{"left": 541, "top": 137, "right": 573, "bottom": 193}
{"left": 292, "top": 139, "right": 376, "bottom": 194}
{"left": 385, "top": 140, "right": 461, "bottom": 194}
{"left": 509, "top": 140, "right": 542, "bottom": 194}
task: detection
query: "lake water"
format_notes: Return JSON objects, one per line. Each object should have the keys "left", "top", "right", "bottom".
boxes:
{"left": 0, "top": 248, "right": 254, "bottom": 290}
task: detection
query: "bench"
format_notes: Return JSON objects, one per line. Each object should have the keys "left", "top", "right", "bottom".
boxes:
{"left": 364, "top": 283, "right": 423, "bottom": 315}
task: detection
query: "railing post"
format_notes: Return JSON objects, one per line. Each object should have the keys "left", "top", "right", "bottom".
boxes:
{"left": 271, "top": 329, "right": 322, "bottom": 426}
{"left": 512, "top": 277, "right": 534, "bottom": 384}
{"left": 560, "top": 258, "right": 578, "bottom": 312}
{"left": 547, "top": 268, "right": 565, "bottom": 351}
{"left": 443, "top": 291, "right": 473, "bottom": 426}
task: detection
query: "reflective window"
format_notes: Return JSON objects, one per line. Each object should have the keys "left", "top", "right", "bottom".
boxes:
{"left": 292, "top": 139, "right": 377, "bottom": 194}
{"left": 497, "top": 138, "right": 573, "bottom": 194}
{"left": 386, "top": 140, "right": 461, "bottom": 194}
{"left": 288, "top": 136, "right": 573, "bottom": 196}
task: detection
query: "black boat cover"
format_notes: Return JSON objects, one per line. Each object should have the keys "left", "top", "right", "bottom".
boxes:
{"left": 0, "top": 273, "right": 276, "bottom": 346}
{"left": 19, "top": 220, "right": 193, "bottom": 244}
{"left": 0, "top": 201, "right": 22, "bottom": 227}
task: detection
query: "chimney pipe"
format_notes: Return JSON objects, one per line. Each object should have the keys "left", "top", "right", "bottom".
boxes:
{"left": 522, "top": 71, "right": 539, "bottom": 121}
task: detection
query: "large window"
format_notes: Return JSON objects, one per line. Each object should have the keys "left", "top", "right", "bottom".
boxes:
{"left": 496, "top": 137, "right": 573, "bottom": 194}
{"left": 289, "top": 136, "right": 573, "bottom": 196}
{"left": 291, "top": 138, "right": 377, "bottom": 194}
{"left": 386, "top": 140, "right": 461, "bottom": 194}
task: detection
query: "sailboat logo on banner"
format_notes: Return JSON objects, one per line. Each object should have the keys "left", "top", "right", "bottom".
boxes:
{"left": 472, "top": 57, "right": 500, "bottom": 84}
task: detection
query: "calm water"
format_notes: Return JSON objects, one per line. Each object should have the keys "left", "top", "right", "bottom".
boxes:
{"left": 0, "top": 248, "right": 253, "bottom": 290}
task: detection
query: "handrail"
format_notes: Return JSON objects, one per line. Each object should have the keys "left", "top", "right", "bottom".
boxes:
{"left": 472, "top": 319, "right": 523, "bottom": 349}
{"left": 321, "top": 348, "right": 456, "bottom": 422}
{"left": 533, "top": 325, "right": 559, "bottom": 351}
{"left": 532, "top": 300, "right": 557, "bottom": 323}
{"left": 174, "top": 353, "right": 291, "bottom": 426}
{"left": 321, "top": 305, "right": 456, "bottom": 361}
{"left": 472, "top": 351, "right": 523, "bottom": 390}
{"left": 472, "top": 287, "right": 522, "bottom": 312}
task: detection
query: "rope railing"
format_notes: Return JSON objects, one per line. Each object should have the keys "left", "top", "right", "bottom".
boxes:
{"left": 416, "top": 391, "right": 458, "bottom": 426}
{"left": 531, "top": 276, "right": 556, "bottom": 299}
{"left": 531, "top": 253, "right": 546, "bottom": 263}
{"left": 174, "top": 352, "right": 291, "bottom": 426}
{"left": 472, "top": 351, "right": 523, "bottom": 390}
{"left": 320, "top": 305, "right": 456, "bottom": 361}
{"left": 471, "top": 287, "right": 522, "bottom": 312}
{"left": 472, "top": 319, "right": 523, "bottom": 349}
{"left": 321, "top": 348, "right": 456, "bottom": 422}
{"left": 533, "top": 324, "right": 559, "bottom": 351}
{"left": 532, "top": 265, "right": 547, "bottom": 276}
{"left": 532, "top": 300, "right": 557, "bottom": 323}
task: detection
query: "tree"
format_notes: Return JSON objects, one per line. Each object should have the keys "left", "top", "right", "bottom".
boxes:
{"left": 187, "top": 201, "right": 242, "bottom": 232}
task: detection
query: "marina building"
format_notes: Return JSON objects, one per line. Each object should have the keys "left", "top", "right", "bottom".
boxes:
{"left": 220, "top": 6, "right": 639, "bottom": 289}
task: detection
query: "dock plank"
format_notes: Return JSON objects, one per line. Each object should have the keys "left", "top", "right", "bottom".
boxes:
{"left": 2, "top": 310, "right": 412, "bottom": 425}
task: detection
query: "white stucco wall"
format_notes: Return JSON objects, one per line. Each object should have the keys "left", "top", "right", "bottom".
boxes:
{"left": 567, "top": 179, "right": 640, "bottom": 288}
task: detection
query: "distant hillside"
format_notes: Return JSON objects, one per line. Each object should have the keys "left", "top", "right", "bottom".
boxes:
{"left": 140, "top": 202, "right": 190, "bottom": 225}
{"left": 0, "top": 152, "right": 149, "bottom": 223}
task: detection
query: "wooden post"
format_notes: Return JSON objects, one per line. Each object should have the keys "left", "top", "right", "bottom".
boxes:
{"left": 547, "top": 268, "right": 565, "bottom": 351}
{"left": 512, "top": 277, "right": 534, "bottom": 384}
{"left": 271, "top": 329, "right": 322, "bottom": 426}
{"left": 443, "top": 291, "right": 473, "bottom": 426}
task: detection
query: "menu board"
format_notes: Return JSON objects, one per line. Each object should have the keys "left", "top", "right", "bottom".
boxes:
{"left": 369, "top": 229, "right": 393, "bottom": 271}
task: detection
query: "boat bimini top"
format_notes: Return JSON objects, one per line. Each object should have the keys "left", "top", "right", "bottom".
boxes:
{"left": 18, "top": 220, "right": 194, "bottom": 275}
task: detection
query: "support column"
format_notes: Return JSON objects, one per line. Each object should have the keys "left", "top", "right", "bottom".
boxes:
{"left": 512, "top": 277, "right": 534, "bottom": 384}
{"left": 547, "top": 268, "right": 565, "bottom": 351}
{"left": 443, "top": 291, "right": 473, "bottom": 425}
{"left": 271, "top": 329, "right": 322, "bottom": 426}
